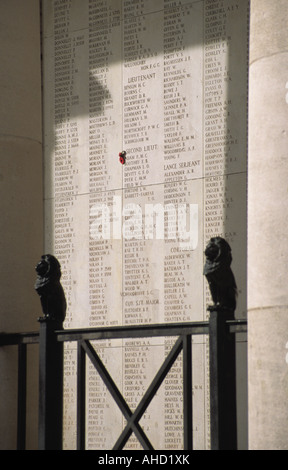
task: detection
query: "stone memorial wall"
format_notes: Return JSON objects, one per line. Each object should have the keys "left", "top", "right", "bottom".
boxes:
{"left": 42, "top": 0, "right": 249, "bottom": 450}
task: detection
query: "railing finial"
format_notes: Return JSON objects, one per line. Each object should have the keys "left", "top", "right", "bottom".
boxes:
{"left": 34, "top": 254, "right": 66, "bottom": 323}
{"left": 203, "top": 237, "right": 237, "bottom": 316}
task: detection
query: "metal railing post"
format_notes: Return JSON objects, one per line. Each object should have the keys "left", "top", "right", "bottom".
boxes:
{"left": 182, "top": 334, "right": 193, "bottom": 450}
{"left": 77, "top": 341, "right": 86, "bottom": 450}
{"left": 17, "top": 343, "right": 27, "bottom": 450}
{"left": 38, "top": 318, "right": 63, "bottom": 450}
{"left": 209, "top": 309, "right": 237, "bottom": 450}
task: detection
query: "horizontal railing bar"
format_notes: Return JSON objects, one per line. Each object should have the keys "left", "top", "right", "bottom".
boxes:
{"left": 55, "top": 321, "right": 210, "bottom": 342}
{"left": 227, "top": 320, "right": 248, "bottom": 334}
{"left": 0, "top": 319, "right": 247, "bottom": 347}
{"left": 56, "top": 320, "right": 247, "bottom": 342}
{"left": 0, "top": 332, "right": 39, "bottom": 346}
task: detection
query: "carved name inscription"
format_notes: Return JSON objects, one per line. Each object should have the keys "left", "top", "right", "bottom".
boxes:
{"left": 42, "top": 0, "right": 249, "bottom": 449}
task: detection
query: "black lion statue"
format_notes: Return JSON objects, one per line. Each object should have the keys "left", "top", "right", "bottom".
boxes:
{"left": 203, "top": 237, "right": 237, "bottom": 314}
{"left": 35, "top": 254, "right": 66, "bottom": 323}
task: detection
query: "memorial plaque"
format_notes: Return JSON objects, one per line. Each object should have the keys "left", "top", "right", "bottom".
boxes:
{"left": 42, "top": 0, "right": 249, "bottom": 449}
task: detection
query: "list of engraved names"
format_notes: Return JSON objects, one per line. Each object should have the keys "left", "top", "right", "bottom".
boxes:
{"left": 42, "top": 0, "right": 249, "bottom": 450}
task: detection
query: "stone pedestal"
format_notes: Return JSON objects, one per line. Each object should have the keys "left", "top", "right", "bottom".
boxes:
{"left": 248, "top": 0, "right": 288, "bottom": 450}
{"left": 0, "top": 0, "right": 43, "bottom": 449}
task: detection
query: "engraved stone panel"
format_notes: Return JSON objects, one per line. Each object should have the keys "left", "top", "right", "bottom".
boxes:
{"left": 42, "top": 0, "right": 249, "bottom": 450}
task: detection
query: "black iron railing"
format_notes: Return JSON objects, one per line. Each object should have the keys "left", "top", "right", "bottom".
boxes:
{"left": 0, "top": 313, "right": 247, "bottom": 451}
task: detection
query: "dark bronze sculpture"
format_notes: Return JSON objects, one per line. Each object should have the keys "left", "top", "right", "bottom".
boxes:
{"left": 35, "top": 254, "right": 66, "bottom": 322}
{"left": 204, "top": 237, "right": 237, "bottom": 314}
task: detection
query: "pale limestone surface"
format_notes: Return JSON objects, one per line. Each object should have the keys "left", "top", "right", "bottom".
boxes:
{"left": 248, "top": 0, "right": 288, "bottom": 450}
{"left": 42, "top": 0, "right": 249, "bottom": 449}
{"left": 0, "top": 0, "right": 43, "bottom": 449}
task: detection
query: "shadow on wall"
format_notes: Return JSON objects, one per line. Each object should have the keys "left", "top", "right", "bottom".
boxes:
{"left": 48, "top": 1, "right": 248, "bottom": 319}
{"left": 44, "top": 0, "right": 249, "bottom": 450}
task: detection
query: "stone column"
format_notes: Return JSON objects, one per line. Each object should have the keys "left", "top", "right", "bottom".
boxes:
{"left": 248, "top": 0, "right": 288, "bottom": 450}
{"left": 0, "top": 0, "right": 43, "bottom": 449}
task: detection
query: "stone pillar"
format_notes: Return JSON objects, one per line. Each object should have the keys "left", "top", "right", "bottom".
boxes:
{"left": 248, "top": 0, "right": 288, "bottom": 450}
{"left": 0, "top": 0, "right": 43, "bottom": 449}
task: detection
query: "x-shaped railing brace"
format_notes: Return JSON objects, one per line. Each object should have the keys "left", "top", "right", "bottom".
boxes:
{"left": 80, "top": 336, "right": 184, "bottom": 450}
